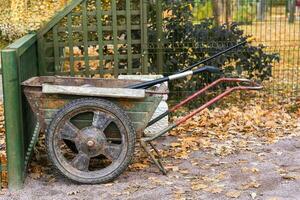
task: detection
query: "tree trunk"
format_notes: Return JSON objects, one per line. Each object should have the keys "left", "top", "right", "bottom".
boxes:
{"left": 212, "top": 0, "right": 220, "bottom": 25}
{"left": 225, "top": 0, "right": 232, "bottom": 26}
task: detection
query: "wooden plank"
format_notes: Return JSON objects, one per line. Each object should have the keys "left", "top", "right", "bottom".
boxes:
{"left": 71, "top": 10, "right": 141, "bottom": 16}
{"left": 43, "top": 109, "right": 148, "bottom": 122}
{"left": 47, "top": 67, "right": 144, "bottom": 76}
{"left": 96, "top": 0, "right": 104, "bottom": 76}
{"left": 111, "top": 0, "right": 119, "bottom": 77}
{"left": 37, "top": 36, "right": 47, "bottom": 75}
{"left": 44, "top": 119, "right": 144, "bottom": 132}
{"left": 53, "top": 25, "right": 60, "bottom": 73}
{"left": 42, "top": 101, "right": 153, "bottom": 121}
{"left": 42, "top": 84, "right": 146, "bottom": 98}
{"left": 126, "top": 0, "right": 133, "bottom": 74}
{"left": 57, "top": 25, "right": 141, "bottom": 32}
{"left": 82, "top": 0, "right": 90, "bottom": 76}
{"left": 55, "top": 68, "right": 141, "bottom": 76}
{"left": 45, "top": 54, "right": 142, "bottom": 62}
{"left": 44, "top": 39, "right": 142, "bottom": 48}
{"left": 1, "top": 49, "right": 25, "bottom": 189}
{"left": 7, "top": 34, "right": 37, "bottom": 56}
{"left": 141, "top": 0, "right": 149, "bottom": 74}
{"left": 67, "top": 13, "right": 75, "bottom": 76}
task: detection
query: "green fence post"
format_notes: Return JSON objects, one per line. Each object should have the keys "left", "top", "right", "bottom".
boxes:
{"left": 156, "top": 0, "right": 164, "bottom": 74}
{"left": 141, "top": 0, "right": 149, "bottom": 74}
{"left": 1, "top": 49, "right": 24, "bottom": 190}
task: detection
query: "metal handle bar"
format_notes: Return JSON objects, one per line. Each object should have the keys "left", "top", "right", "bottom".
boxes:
{"left": 147, "top": 78, "right": 262, "bottom": 127}
{"left": 143, "top": 79, "right": 262, "bottom": 142}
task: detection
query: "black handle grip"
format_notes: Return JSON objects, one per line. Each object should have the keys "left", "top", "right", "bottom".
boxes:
{"left": 193, "top": 66, "right": 221, "bottom": 75}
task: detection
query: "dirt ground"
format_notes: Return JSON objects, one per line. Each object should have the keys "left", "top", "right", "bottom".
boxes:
{"left": 1, "top": 130, "right": 300, "bottom": 200}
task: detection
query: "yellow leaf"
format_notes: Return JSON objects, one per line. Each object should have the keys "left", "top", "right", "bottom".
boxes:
{"left": 204, "top": 186, "right": 223, "bottom": 194}
{"left": 226, "top": 190, "right": 241, "bottom": 198}
{"left": 191, "top": 183, "right": 208, "bottom": 191}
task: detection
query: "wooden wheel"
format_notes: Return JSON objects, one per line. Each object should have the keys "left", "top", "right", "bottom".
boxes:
{"left": 46, "top": 98, "right": 136, "bottom": 184}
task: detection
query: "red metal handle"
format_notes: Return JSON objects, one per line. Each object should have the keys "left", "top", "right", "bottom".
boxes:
{"left": 170, "top": 77, "right": 262, "bottom": 112}
{"left": 174, "top": 78, "right": 262, "bottom": 125}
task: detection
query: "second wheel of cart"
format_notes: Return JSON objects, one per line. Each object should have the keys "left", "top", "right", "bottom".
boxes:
{"left": 46, "top": 98, "right": 136, "bottom": 184}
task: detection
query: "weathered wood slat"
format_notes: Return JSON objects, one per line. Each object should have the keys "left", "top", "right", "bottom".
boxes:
{"left": 126, "top": 0, "right": 133, "bottom": 74}
{"left": 82, "top": 1, "right": 89, "bottom": 76}
{"left": 45, "top": 119, "right": 144, "bottom": 132}
{"left": 7, "top": 34, "right": 37, "bottom": 56}
{"left": 96, "top": 0, "right": 104, "bottom": 76}
{"left": 42, "top": 84, "right": 146, "bottom": 99}
{"left": 141, "top": 0, "right": 149, "bottom": 74}
{"left": 44, "top": 39, "right": 141, "bottom": 48}
{"left": 43, "top": 68, "right": 143, "bottom": 76}
{"left": 112, "top": 0, "right": 119, "bottom": 77}
{"left": 57, "top": 25, "right": 141, "bottom": 32}
{"left": 45, "top": 54, "right": 141, "bottom": 62}
{"left": 71, "top": 10, "right": 141, "bottom": 16}
{"left": 43, "top": 109, "right": 148, "bottom": 122}
{"left": 67, "top": 13, "right": 75, "bottom": 76}
{"left": 53, "top": 25, "right": 60, "bottom": 73}
{"left": 42, "top": 102, "right": 153, "bottom": 114}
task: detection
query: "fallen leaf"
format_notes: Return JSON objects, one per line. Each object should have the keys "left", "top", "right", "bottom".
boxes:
{"left": 204, "top": 186, "right": 223, "bottom": 194}
{"left": 191, "top": 183, "right": 208, "bottom": 191}
{"left": 226, "top": 190, "right": 241, "bottom": 198}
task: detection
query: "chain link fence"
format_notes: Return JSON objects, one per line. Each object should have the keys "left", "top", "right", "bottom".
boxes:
{"left": 146, "top": 0, "right": 300, "bottom": 102}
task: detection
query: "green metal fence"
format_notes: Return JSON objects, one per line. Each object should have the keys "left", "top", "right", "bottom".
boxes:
{"left": 149, "top": 0, "right": 300, "bottom": 99}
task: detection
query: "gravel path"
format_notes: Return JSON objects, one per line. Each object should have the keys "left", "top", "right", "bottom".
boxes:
{"left": 1, "top": 134, "right": 300, "bottom": 200}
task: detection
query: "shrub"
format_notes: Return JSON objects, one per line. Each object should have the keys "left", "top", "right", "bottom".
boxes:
{"left": 148, "top": 1, "right": 279, "bottom": 96}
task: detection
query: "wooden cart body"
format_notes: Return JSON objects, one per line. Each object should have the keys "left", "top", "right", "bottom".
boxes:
{"left": 22, "top": 76, "right": 163, "bottom": 138}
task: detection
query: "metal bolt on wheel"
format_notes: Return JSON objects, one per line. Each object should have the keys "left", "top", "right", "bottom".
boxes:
{"left": 46, "top": 98, "right": 136, "bottom": 184}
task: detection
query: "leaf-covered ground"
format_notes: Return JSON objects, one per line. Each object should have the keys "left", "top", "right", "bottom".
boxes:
{"left": 1, "top": 91, "right": 300, "bottom": 199}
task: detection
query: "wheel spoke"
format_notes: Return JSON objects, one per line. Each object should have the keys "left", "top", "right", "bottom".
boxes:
{"left": 102, "top": 143, "right": 122, "bottom": 161}
{"left": 71, "top": 152, "right": 90, "bottom": 171}
{"left": 92, "top": 112, "right": 113, "bottom": 131}
{"left": 59, "top": 121, "right": 79, "bottom": 141}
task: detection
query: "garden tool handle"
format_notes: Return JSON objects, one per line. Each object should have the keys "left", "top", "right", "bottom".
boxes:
{"left": 127, "top": 66, "right": 221, "bottom": 89}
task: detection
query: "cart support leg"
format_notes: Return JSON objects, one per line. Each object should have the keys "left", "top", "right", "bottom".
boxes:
{"left": 140, "top": 140, "right": 167, "bottom": 175}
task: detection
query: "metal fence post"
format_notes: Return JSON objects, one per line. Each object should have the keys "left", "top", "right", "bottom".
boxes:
{"left": 1, "top": 49, "right": 24, "bottom": 190}
{"left": 289, "top": 0, "right": 296, "bottom": 23}
{"left": 257, "top": 0, "right": 266, "bottom": 21}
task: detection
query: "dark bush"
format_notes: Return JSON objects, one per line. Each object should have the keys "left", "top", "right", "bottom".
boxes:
{"left": 148, "top": 1, "right": 279, "bottom": 96}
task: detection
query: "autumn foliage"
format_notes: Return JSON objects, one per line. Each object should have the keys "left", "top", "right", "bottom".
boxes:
{"left": 0, "top": 0, "right": 69, "bottom": 41}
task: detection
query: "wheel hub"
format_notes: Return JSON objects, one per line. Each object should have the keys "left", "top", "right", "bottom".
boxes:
{"left": 75, "top": 127, "right": 106, "bottom": 157}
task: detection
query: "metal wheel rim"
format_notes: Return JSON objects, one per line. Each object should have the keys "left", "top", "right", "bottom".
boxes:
{"left": 52, "top": 106, "right": 129, "bottom": 179}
